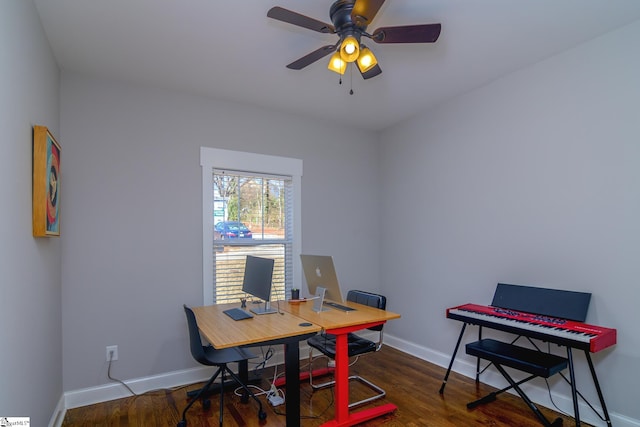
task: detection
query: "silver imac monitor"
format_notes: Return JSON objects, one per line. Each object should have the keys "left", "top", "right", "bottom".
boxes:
{"left": 300, "top": 254, "right": 345, "bottom": 303}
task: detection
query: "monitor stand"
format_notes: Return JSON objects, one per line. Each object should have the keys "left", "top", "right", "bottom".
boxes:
{"left": 312, "top": 287, "right": 330, "bottom": 312}
{"left": 250, "top": 301, "right": 278, "bottom": 315}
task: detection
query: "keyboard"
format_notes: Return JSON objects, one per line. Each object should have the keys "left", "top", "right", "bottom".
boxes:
{"left": 446, "top": 303, "right": 616, "bottom": 353}
{"left": 324, "top": 301, "right": 356, "bottom": 312}
{"left": 223, "top": 307, "right": 254, "bottom": 321}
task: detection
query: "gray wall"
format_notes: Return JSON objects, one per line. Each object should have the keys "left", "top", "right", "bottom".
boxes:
{"left": 59, "top": 74, "right": 381, "bottom": 390}
{"left": 0, "top": 1, "right": 62, "bottom": 425}
{"left": 380, "top": 19, "right": 640, "bottom": 422}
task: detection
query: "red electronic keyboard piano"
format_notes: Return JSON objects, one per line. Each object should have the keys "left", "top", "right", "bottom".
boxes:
{"left": 446, "top": 303, "right": 616, "bottom": 353}
{"left": 440, "top": 283, "right": 617, "bottom": 427}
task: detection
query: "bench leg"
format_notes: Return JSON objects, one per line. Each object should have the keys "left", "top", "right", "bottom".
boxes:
{"left": 467, "top": 373, "right": 536, "bottom": 409}
{"left": 493, "top": 364, "right": 562, "bottom": 427}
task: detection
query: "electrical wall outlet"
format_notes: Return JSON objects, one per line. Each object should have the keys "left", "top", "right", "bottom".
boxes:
{"left": 106, "top": 345, "right": 118, "bottom": 361}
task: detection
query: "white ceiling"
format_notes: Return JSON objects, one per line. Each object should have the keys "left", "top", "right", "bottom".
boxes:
{"left": 34, "top": 0, "right": 640, "bottom": 131}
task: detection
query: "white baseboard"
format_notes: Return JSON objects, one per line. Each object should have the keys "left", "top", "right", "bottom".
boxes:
{"left": 48, "top": 394, "right": 66, "bottom": 427}
{"left": 52, "top": 334, "right": 639, "bottom": 427}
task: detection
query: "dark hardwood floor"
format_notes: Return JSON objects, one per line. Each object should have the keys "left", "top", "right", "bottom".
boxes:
{"left": 62, "top": 346, "right": 587, "bottom": 426}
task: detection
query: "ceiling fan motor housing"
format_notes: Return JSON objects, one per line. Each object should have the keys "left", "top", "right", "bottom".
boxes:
{"left": 330, "top": 0, "right": 366, "bottom": 43}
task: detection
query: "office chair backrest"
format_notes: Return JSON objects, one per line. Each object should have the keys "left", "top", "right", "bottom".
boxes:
{"left": 346, "top": 290, "right": 386, "bottom": 332}
{"left": 183, "top": 304, "right": 208, "bottom": 365}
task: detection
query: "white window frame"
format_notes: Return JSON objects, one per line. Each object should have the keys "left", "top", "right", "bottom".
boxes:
{"left": 201, "top": 147, "right": 302, "bottom": 304}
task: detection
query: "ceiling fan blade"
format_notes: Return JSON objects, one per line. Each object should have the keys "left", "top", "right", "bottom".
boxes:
{"left": 352, "top": 0, "right": 386, "bottom": 27}
{"left": 267, "top": 6, "right": 335, "bottom": 33}
{"left": 372, "top": 23, "right": 441, "bottom": 43}
{"left": 360, "top": 63, "right": 382, "bottom": 80}
{"left": 286, "top": 45, "right": 337, "bottom": 70}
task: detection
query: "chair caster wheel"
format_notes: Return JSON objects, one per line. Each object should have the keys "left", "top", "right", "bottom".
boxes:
{"left": 202, "top": 399, "right": 211, "bottom": 410}
{"left": 177, "top": 420, "right": 186, "bottom": 427}
{"left": 258, "top": 410, "right": 267, "bottom": 420}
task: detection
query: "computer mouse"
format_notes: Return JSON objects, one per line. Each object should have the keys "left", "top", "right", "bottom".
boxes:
{"left": 299, "top": 322, "right": 313, "bottom": 327}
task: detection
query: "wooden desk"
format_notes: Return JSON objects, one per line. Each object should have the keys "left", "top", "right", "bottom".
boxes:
{"left": 279, "top": 299, "right": 401, "bottom": 427}
{"left": 192, "top": 303, "right": 321, "bottom": 427}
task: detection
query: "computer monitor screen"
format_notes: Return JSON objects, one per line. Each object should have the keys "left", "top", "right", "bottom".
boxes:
{"left": 241, "top": 255, "right": 274, "bottom": 303}
{"left": 300, "top": 254, "right": 345, "bottom": 303}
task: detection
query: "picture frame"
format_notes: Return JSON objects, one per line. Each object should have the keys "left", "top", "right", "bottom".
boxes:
{"left": 33, "top": 125, "right": 61, "bottom": 237}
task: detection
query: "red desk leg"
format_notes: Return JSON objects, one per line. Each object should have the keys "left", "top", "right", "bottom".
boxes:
{"left": 321, "top": 324, "right": 397, "bottom": 427}
{"left": 334, "top": 332, "right": 350, "bottom": 422}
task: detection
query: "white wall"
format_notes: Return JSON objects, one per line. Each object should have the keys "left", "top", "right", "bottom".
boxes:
{"left": 59, "top": 74, "right": 381, "bottom": 391}
{"left": 0, "top": 1, "right": 61, "bottom": 425}
{"left": 380, "top": 19, "right": 640, "bottom": 425}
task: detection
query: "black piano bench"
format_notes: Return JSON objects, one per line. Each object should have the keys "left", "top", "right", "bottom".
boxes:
{"left": 466, "top": 339, "right": 568, "bottom": 427}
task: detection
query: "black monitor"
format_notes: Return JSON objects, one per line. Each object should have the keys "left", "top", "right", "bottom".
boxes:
{"left": 242, "top": 255, "right": 276, "bottom": 315}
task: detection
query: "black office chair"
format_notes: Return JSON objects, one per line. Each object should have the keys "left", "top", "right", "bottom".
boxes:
{"left": 307, "top": 290, "right": 387, "bottom": 408}
{"left": 179, "top": 305, "right": 267, "bottom": 427}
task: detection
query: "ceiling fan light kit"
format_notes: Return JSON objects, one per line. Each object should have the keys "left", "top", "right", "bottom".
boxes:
{"left": 356, "top": 45, "right": 377, "bottom": 73}
{"left": 267, "top": 0, "right": 441, "bottom": 83}
{"left": 328, "top": 52, "right": 347, "bottom": 75}
{"left": 339, "top": 34, "right": 360, "bottom": 62}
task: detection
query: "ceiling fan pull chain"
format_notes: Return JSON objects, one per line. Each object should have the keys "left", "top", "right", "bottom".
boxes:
{"left": 349, "top": 64, "right": 354, "bottom": 95}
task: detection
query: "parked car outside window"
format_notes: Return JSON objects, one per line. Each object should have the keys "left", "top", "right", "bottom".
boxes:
{"left": 214, "top": 221, "right": 253, "bottom": 239}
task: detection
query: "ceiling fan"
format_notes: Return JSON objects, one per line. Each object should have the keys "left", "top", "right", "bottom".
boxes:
{"left": 267, "top": 0, "right": 441, "bottom": 80}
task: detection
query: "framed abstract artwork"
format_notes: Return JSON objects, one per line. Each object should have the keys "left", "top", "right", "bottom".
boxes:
{"left": 33, "top": 125, "right": 61, "bottom": 237}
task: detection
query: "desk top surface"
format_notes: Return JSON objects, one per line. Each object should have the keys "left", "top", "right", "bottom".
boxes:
{"left": 192, "top": 303, "right": 321, "bottom": 349}
{"left": 278, "top": 299, "right": 400, "bottom": 331}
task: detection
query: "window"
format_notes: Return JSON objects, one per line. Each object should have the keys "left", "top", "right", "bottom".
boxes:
{"left": 201, "top": 147, "right": 302, "bottom": 305}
